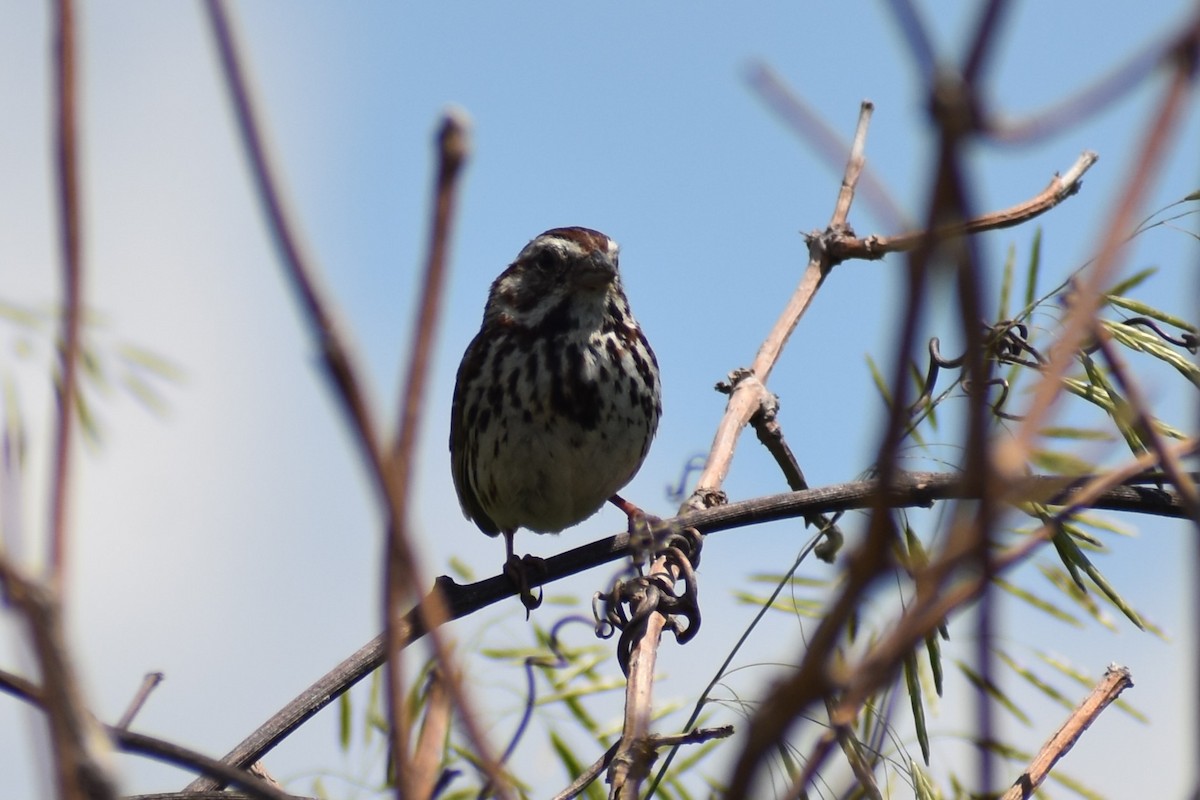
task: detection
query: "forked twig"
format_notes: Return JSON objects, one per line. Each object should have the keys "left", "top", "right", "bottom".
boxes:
{"left": 823, "top": 152, "right": 1098, "bottom": 264}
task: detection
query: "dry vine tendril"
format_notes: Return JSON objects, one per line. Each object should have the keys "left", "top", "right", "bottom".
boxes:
{"left": 593, "top": 525, "right": 703, "bottom": 676}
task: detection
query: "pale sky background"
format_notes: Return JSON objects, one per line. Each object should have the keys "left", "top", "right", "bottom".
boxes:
{"left": 1, "top": 2, "right": 1198, "bottom": 798}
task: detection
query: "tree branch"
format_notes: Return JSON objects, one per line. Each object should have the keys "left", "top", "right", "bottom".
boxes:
{"left": 1000, "top": 665, "right": 1134, "bottom": 800}
{"left": 175, "top": 465, "right": 1194, "bottom": 777}
{"left": 823, "top": 151, "right": 1098, "bottom": 264}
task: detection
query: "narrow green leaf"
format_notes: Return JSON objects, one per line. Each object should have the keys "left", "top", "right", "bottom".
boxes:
{"left": 747, "top": 573, "right": 828, "bottom": 589}
{"left": 1047, "top": 768, "right": 1107, "bottom": 800}
{"left": 1029, "top": 449, "right": 1096, "bottom": 476}
{"left": 1102, "top": 319, "right": 1200, "bottom": 387}
{"left": 1040, "top": 559, "right": 1116, "bottom": 632}
{"left": 732, "top": 590, "right": 824, "bottom": 616}
{"left": 1105, "top": 294, "right": 1198, "bottom": 334}
{"left": 904, "top": 653, "right": 931, "bottom": 764}
{"left": 956, "top": 660, "right": 1031, "bottom": 725}
{"left": 338, "top": 690, "right": 352, "bottom": 750}
{"left": 1038, "top": 426, "right": 1115, "bottom": 441}
{"left": 1073, "top": 511, "right": 1134, "bottom": 537}
{"left": 924, "top": 631, "right": 944, "bottom": 696}
{"left": 1080, "top": 353, "right": 1147, "bottom": 456}
{"left": 116, "top": 342, "right": 184, "bottom": 380}
{"left": 1023, "top": 228, "right": 1042, "bottom": 310}
{"left": 911, "top": 760, "right": 941, "bottom": 800}
{"left": 1104, "top": 266, "right": 1157, "bottom": 297}
{"left": 997, "top": 242, "right": 1015, "bottom": 322}
{"left": 1063, "top": 521, "right": 1106, "bottom": 552}
{"left": 865, "top": 353, "right": 892, "bottom": 408}
{"left": 994, "top": 577, "right": 1083, "bottom": 627}
{"left": 120, "top": 371, "right": 170, "bottom": 416}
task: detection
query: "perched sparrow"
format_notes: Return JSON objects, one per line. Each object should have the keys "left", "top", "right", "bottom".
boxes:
{"left": 450, "top": 227, "right": 661, "bottom": 610}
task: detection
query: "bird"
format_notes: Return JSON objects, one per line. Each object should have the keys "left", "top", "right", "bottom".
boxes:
{"left": 450, "top": 227, "right": 661, "bottom": 610}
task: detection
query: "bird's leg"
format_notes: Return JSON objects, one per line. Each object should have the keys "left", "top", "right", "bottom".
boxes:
{"left": 609, "top": 494, "right": 662, "bottom": 566}
{"left": 503, "top": 529, "right": 544, "bottom": 614}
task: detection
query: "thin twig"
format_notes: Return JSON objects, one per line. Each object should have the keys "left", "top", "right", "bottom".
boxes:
{"left": 823, "top": 151, "right": 1098, "bottom": 263}
{"left": 986, "top": 14, "right": 1200, "bottom": 144}
{"left": 116, "top": 671, "right": 165, "bottom": 730}
{"left": 383, "top": 109, "right": 471, "bottom": 798}
{"left": 747, "top": 66, "right": 905, "bottom": 231}
{"left": 1000, "top": 665, "right": 1133, "bottom": 800}
{"left": 0, "top": 557, "right": 117, "bottom": 799}
{"left": 410, "top": 669, "right": 451, "bottom": 800}
{"left": 197, "top": 4, "right": 505, "bottom": 793}
{"left": 683, "top": 99, "right": 875, "bottom": 514}
{"left": 556, "top": 726, "right": 733, "bottom": 800}
{"left": 48, "top": 0, "right": 82, "bottom": 591}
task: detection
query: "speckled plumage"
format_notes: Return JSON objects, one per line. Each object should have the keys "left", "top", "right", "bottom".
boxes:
{"left": 450, "top": 227, "right": 661, "bottom": 543}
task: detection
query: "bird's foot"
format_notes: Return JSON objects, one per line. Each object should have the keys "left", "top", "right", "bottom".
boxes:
{"left": 610, "top": 494, "right": 664, "bottom": 566}
{"left": 504, "top": 553, "right": 546, "bottom": 616}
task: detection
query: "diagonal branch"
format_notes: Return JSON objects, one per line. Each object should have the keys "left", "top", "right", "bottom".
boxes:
{"left": 1000, "top": 665, "right": 1134, "bottom": 800}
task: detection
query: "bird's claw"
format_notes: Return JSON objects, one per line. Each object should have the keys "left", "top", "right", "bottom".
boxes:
{"left": 504, "top": 553, "right": 546, "bottom": 616}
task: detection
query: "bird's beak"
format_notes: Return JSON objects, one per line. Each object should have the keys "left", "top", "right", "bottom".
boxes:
{"left": 574, "top": 252, "right": 618, "bottom": 291}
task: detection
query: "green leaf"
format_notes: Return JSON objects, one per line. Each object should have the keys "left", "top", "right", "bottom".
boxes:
{"left": 1038, "top": 426, "right": 1115, "bottom": 441}
{"left": 1029, "top": 449, "right": 1096, "bottom": 476}
{"left": 548, "top": 729, "right": 600, "bottom": 798}
{"left": 997, "top": 242, "right": 1015, "bottom": 322}
{"left": 996, "top": 650, "right": 1076, "bottom": 712}
{"left": 912, "top": 760, "right": 942, "bottom": 800}
{"left": 1023, "top": 228, "right": 1042, "bottom": 311}
{"left": 1104, "top": 266, "right": 1157, "bottom": 298}
{"left": 1047, "top": 768, "right": 1107, "bottom": 800}
{"left": 732, "top": 590, "right": 824, "bottom": 617}
{"left": 956, "top": 660, "right": 1031, "bottom": 725}
{"left": 1105, "top": 294, "right": 1198, "bottom": 334}
{"left": 1080, "top": 353, "right": 1147, "bottom": 457}
{"left": 1102, "top": 319, "right": 1200, "bottom": 388}
{"left": 905, "top": 652, "right": 931, "bottom": 764}
{"left": 994, "top": 576, "right": 1083, "bottom": 627}
{"left": 338, "top": 690, "right": 352, "bottom": 750}
{"left": 924, "top": 632, "right": 944, "bottom": 696}
{"left": 865, "top": 353, "right": 893, "bottom": 409}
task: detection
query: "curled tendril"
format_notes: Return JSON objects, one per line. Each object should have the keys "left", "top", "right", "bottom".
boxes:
{"left": 593, "top": 526, "right": 703, "bottom": 676}
{"left": 1110, "top": 316, "right": 1198, "bottom": 353}
{"left": 481, "top": 614, "right": 599, "bottom": 799}
{"left": 666, "top": 455, "right": 708, "bottom": 506}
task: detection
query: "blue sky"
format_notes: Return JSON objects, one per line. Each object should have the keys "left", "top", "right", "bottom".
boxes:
{"left": 1, "top": 2, "right": 1198, "bottom": 797}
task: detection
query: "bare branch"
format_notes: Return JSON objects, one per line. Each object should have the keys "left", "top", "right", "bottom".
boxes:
{"left": 825, "top": 151, "right": 1099, "bottom": 263}
{"left": 383, "top": 109, "right": 472, "bottom": 798}
{"left": 48, "top": 0, "right": 82, "bottom": 590}
{"left": 683, "top": 99, "right": 876, "bottom": 514}
{"left": 1001, "top": 666, "right": 1134, "bottom": 800}
{"left": 188, "top": 463, "right": 1194, "bottom": 778}
{"left": 115, "top": 671, "right": 165, "bottom": 730}
{"left": 197, "top": 3, "right": 505, "bottom": 793}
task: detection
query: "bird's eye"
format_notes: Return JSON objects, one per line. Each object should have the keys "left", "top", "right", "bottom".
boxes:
{"left": 530, "top": 250, "right": 557, "bottom": 272}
